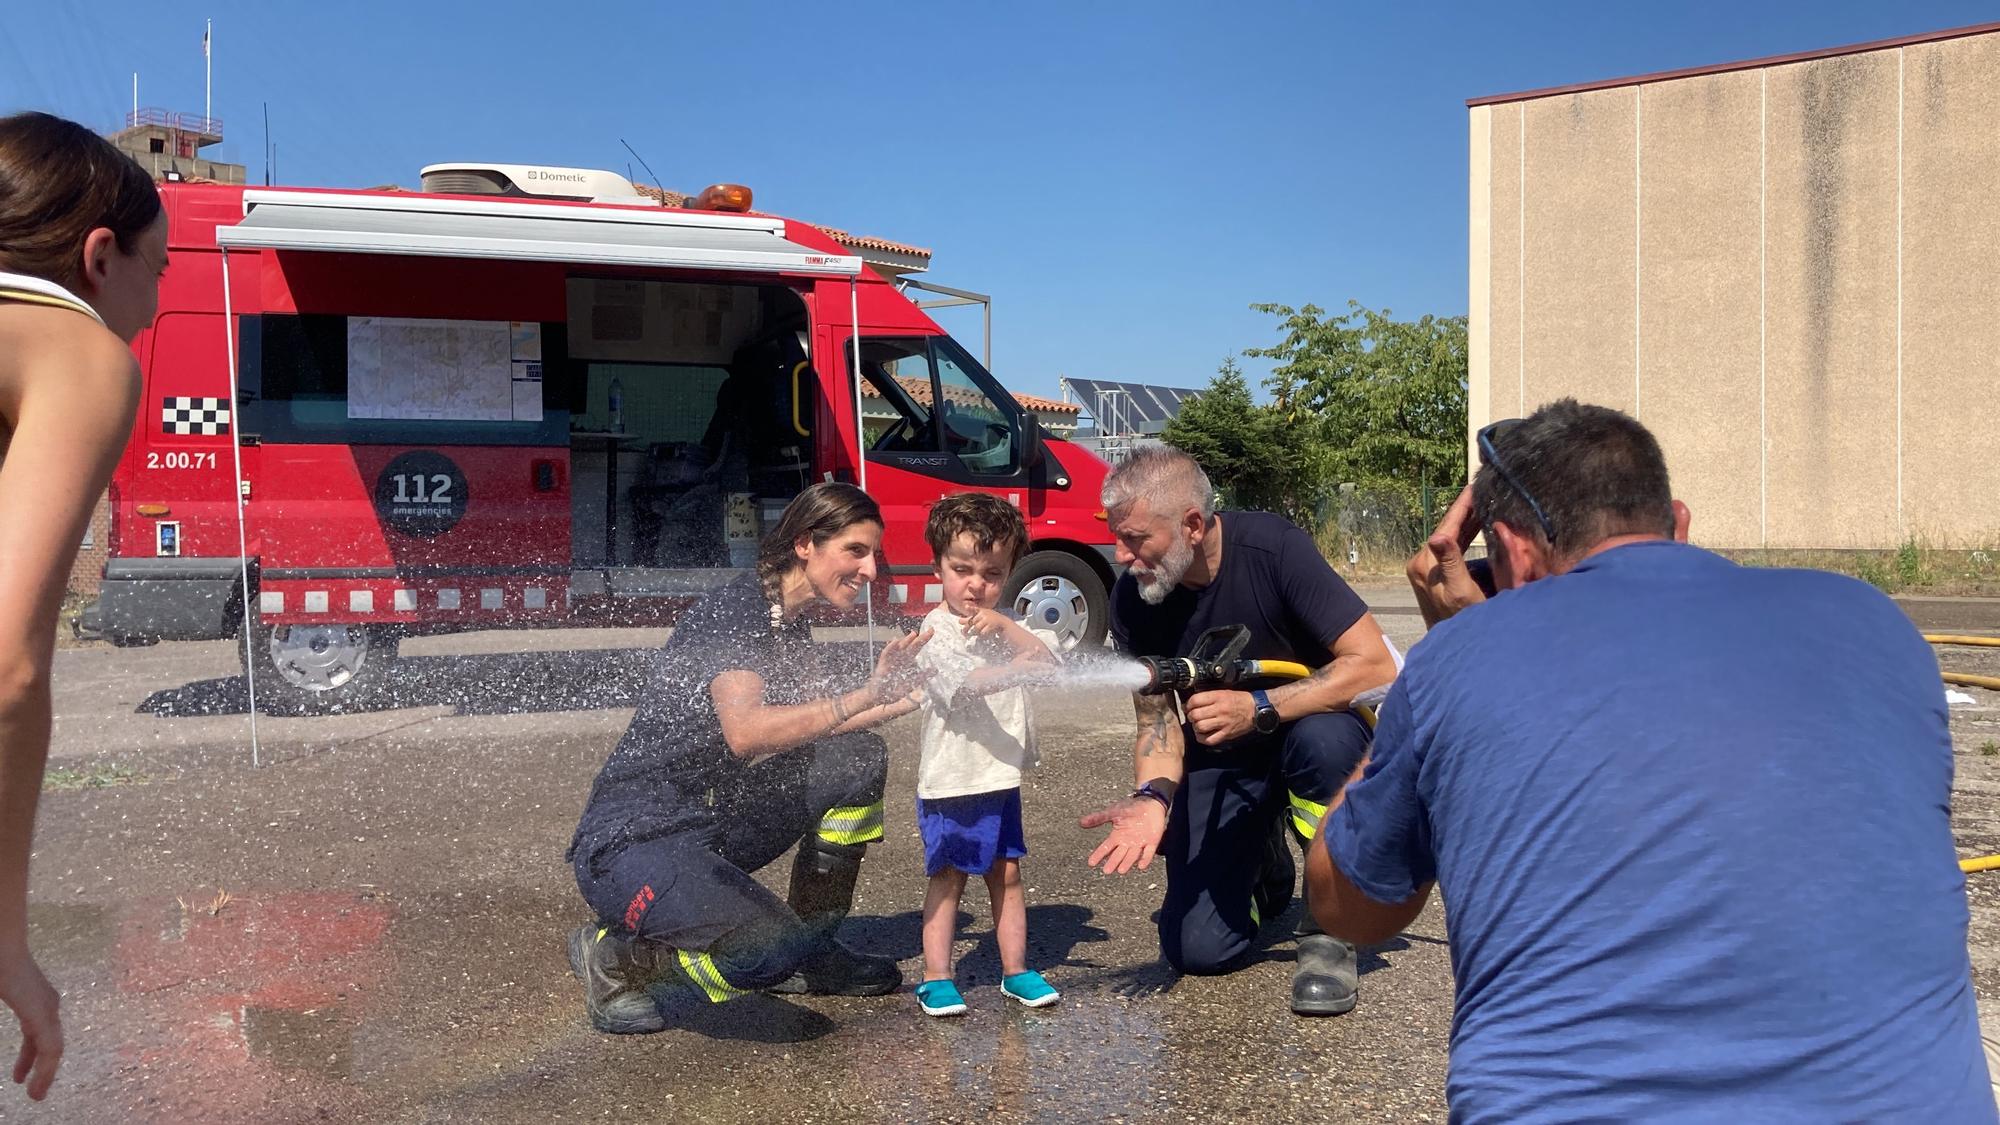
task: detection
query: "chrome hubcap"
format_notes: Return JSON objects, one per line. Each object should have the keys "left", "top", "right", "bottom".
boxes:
{"left": 265, "top": 624, "right": 370, "bottom": 692}
{"left": 1012, "top": 574, "right": 1089, "bottom": 651}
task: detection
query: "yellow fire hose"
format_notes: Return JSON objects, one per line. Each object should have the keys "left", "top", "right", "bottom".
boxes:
{"left": 1927, "top": 636, "right": 2000, "bottom": 871}
{"left": 1245, "top": 659, "right": 1313, "bottom": 680}
{"left": 1928, "top": 635, "right": 2000, "bottom": 648}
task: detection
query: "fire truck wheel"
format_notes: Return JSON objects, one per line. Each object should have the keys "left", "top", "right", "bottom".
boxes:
{"left": 1004, "top": 551, "right": 1109, "bottom": 652}
{"left": 240, "top": 621, "right": 400, "bottom": 714}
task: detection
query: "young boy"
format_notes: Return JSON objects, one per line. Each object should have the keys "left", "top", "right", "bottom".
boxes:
{"left": 911, "top": 492, "right": 1062, "bottom": 1017}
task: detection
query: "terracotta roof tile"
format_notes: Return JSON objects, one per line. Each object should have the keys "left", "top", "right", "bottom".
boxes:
{"left": 808, "top": 226, "right": 932, "bottom": 260}
{"left": 634, "top": 183, "right": 929, "bottom": 259}
{"left": 1014, "top": 392, "right": 1080, "bottom": 415}
{"left": 632, "top": 183, "right": 689, "bottom": 207}
{"left": 864, "top": 375, "right": 1078, "bottom": 416}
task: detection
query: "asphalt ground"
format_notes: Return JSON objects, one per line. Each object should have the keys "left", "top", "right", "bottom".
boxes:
{"left": 5, "top": 584, "right": 1999, "bottom": 1123}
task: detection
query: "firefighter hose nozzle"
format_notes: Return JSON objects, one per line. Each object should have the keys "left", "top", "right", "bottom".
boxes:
{"left": 1137, "top": 654, "right": 1239, "bottom": 695}
{"left": 1131, "top": 624, "right": 1313, "bottom": 695}
{"left": 1134, "top": 654, "right": 1318, "bottom": 695}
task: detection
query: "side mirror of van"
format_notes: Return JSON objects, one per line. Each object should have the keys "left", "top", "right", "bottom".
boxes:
{"left": 1014, "top": 415, "right": 1045, "bottom": 471}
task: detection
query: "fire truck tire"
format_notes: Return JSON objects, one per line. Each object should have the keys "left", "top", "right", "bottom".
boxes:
{"left": 1003, "top": 550, "right": 1109, "bottom": 652}
{"left": 239, "top": 621, "right": 400, "bottom": 714}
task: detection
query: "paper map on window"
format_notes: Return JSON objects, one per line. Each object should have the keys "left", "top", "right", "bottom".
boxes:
{"left": 347, "top": 317, "right": 516, "bottom": 421}
{"left": 509, "top": 322, "right": 543, "bottom": 421}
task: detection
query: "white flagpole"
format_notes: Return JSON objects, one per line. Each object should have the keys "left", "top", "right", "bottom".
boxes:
{"left": 204, "top": 20, "right": 212, "bottom": 124}
{"left": 131, "top": 73, "right": 138, "bottom": 121}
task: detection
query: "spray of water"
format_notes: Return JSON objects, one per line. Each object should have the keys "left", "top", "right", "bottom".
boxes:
{"left": 1045, "top": 652, "right": 1152, "bottom": 694}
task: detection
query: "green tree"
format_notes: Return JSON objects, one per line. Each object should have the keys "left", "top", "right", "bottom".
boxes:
{"left": 1245, "top": 301, "right": 1468, "bottom": 542}
{"left": 1162, "top": 359, "right": 1321, "bottom": 525}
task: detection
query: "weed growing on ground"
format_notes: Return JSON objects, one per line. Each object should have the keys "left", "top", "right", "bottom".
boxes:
{"left": 42, "top": 763, "right": 141, "bottom": 791}
{"left": 1895, "top": 541, "right": 1929, "bottom": 588}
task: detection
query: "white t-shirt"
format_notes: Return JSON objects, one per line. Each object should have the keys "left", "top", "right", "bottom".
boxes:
{"left": 913, "top": 604, "right": 1060, "bottom": 800}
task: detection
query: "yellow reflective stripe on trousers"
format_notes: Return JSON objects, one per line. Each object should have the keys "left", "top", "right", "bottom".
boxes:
{"left": 1288, "top": 792, "right": 1330, "bottom": 840}
{"left": 676, "top": 949, "right": 745, "bottom": 1003}
{"left": 817, "top": 802, "right": 885, "bottom": 845}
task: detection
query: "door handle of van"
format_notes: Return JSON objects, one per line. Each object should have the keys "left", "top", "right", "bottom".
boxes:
{"left": 533, "top": 459, "right": 561, "bottom": 491}
{"left": 791, "top": 361, "right": 811, "bottom": 437}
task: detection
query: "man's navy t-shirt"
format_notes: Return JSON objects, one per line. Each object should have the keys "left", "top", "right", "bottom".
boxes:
{"left": 1111, "top": 510, "right": 1367, "bottom": 673}
{"left": 1326, "top": 542, "right": 1993, "bottom": 1122}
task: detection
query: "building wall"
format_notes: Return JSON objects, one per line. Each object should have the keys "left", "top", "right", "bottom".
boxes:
{"left": 69, "top": 494, "right": 111, "bottom": 599}
{"left": 1469, "top": 28, "right": 2000, "bottom": 549}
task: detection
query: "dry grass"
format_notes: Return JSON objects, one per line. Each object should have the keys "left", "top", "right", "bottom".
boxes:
{"left": 1727, "top": 542, "right": 2000, "bottom": 597}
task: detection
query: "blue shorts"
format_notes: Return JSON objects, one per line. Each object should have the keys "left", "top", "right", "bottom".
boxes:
{"left": 916, "top": 788, "right": 1027, "bottom": 877}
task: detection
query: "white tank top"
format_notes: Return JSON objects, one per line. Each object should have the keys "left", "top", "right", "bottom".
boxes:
{"left": 0, "top": 270, "right": 106, "bottom": 326}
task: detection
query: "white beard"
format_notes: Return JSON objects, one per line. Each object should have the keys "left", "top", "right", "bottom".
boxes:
{"left": 1134, "top": 530, "right": 1195, "bottom": 605}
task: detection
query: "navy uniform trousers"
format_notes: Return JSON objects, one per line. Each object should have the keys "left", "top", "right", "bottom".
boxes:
{"left": 572, "top": 731, "right": 888, "bottom": 998}
{"left": 1159, "top": 710, "right": 1371, "bottom": 974}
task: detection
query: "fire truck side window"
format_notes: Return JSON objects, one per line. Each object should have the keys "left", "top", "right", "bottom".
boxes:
{"left": 238, "top": 314, "right": 573, "bottom": 446}
{"left": 859, "top": 339, "right": 938, "bottom": 454}
{"left": 932, "top": 337, "right": 1017, "bottom": 476}
{"left": 858, "top": 336, "right": 1019, "bottom": 476}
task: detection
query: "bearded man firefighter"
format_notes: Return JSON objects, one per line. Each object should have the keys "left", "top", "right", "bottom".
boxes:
{"left": 1079, "top": 446, "right": 1398, "bottom": 1016}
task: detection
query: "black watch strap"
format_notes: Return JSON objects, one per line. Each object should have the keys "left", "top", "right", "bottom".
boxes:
{"left": 1131, "top": 782, "right": 1172, "bottom": 812}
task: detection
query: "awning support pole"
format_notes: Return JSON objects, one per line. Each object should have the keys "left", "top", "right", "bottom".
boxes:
{"left": 220, "top": 246, "right": 262, "bottom": 766}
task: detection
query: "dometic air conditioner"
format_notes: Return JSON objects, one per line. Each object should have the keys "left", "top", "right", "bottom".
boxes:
{"left": 418, "top": 162, "right": 655, "bottom": 205}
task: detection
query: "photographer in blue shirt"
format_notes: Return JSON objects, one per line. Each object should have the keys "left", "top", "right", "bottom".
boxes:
{"left": 1308, "top": 399, "right": 1994, "bottom": 1122}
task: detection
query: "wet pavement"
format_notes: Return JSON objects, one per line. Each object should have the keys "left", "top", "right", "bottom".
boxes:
{"left": 9, "top": 585, "right": 2000, "bottom": 1122}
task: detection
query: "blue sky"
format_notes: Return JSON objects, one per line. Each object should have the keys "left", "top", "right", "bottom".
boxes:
{"left": 6, "top": 1, "right": 1994, "bottom": 402}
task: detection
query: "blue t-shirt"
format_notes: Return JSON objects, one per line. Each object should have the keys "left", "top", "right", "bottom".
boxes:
{"left": 1326, "top": 541, "right": 1993, "bottom": 1123}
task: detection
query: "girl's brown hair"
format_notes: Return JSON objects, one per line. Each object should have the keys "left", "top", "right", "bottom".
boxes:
{"left": 757, "top": 482, "right": 884, "bottom": 597}
{"left": 0, "top": 112, "right": 163, "bottom": 292}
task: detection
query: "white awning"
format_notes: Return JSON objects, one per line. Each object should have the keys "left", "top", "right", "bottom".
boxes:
{"left": 215, "top": 189, "right": 864, "bottom": 277}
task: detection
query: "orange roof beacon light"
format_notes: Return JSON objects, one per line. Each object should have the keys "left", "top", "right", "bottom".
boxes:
{"left": 693, "top": 183, "right": 754, "bottom": 212}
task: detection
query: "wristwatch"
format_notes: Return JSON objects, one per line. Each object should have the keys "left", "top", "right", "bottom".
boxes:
{"left": 1131, "top": 781, "right": 1173, "bottom": 813}
{"left": 1251, "top": 689, "right": 1281, "bottom": 735}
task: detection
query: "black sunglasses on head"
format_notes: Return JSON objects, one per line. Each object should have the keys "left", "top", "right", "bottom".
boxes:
{"left": 1476, "top": 419, "right": 1558, "bottom": 544}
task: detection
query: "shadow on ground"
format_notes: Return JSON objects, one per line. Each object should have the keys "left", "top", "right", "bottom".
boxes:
{"left": 136, "top": 648, "right": 658, "bottom": 718}
{"left": 843, "top": 902, "right": 1113, "bottom": 980}
{"left": 136, "top": 641, "right": 891, "bottom": 719}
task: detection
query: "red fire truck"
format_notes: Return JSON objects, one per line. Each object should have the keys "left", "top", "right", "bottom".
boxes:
{"left": 84, "top": 165, "right": 1118, "bottom": 711}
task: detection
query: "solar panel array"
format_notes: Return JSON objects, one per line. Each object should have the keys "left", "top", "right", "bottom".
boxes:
{"left": 1059, "top": 377, "right": 1203, "bottom": 435}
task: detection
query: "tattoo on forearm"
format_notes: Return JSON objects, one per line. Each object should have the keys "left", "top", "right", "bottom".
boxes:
{"left": 1135, "top": 695, "right": 1179, "bottom": 761}
{"left": 1287, "top": 659, "right": 1340, "bottom": 692}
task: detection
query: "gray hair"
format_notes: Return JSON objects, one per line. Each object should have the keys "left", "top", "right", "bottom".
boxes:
{"left": 1101, "top": 445, "right": 1216, "bottom": 522}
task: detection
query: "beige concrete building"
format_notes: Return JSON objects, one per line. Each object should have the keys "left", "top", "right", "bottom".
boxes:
{"left": 1468, "top": 21, "right": 2000, "bottom": 549}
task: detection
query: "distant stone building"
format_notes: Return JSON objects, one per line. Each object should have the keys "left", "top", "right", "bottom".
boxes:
{"left": 107, "top": 109, "right": 246, "bottom": 184}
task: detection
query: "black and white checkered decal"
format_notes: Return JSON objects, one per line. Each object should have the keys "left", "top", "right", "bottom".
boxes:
{"left": 161, "top": 397, "right": 230, "bottom": 435}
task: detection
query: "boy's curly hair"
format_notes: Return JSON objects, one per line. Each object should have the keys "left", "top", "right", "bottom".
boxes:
{"left": 924, "top": 492, "right": 1029, "bottom": 567}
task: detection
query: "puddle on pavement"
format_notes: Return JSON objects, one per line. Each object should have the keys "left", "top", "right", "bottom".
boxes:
{"left": 242, "top": 1002, "right": 356, "bottom": 1079}
{"left": 26, "top": 901, "right": 110, "bottom": 966}
{"left": 834, "top": 990, "right": 1168, "bottom": 1122}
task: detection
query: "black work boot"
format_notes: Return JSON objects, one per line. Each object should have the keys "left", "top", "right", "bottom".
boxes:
{"left": 567, "top": 924, "right": 684, "bottom": 1034}
{"left": 767, "top": 837, "right": 901, "bottom": 997}
{"left": 1253, "top": 815, "right": 1297, "bottom": 929}
{"left": 1290, "top": 908, "right": 1358, "bottom": 1017}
